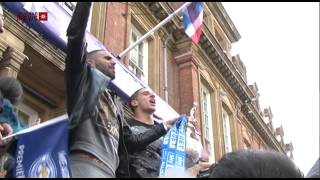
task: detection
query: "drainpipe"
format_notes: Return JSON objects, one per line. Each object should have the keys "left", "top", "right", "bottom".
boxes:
{"left": 163, "top": 33, "right": 169, "bottom": 103}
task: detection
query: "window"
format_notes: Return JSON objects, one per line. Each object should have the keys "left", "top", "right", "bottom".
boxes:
{"left": 14, "top": 102, "right": 39, "bottom": 127}
{"left": 200, "top": 84, "right": 215, "bottom": 163}
{"left": 129, "top": 25, "right": 149, "bottom": 83}
{"left": 222, "top": 107, "right": 232, "bottom": 153}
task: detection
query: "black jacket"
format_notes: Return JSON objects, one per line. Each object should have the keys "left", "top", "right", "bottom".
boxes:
{"left": 126, "top": 118, "right": 164, "bottom": 178}
{"left": 65, "top": 2, "right": 167, "bottom": 178}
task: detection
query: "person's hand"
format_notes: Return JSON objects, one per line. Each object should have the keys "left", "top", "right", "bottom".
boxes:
{"left": 0, "top": 170, "right": 6, "bottom": 178}
{"left": 0, "top": 123, "right": 13, "bottom": 146}
{"left": 186, "top": 162, "right": 211, "bottom": 178}
{"left": 163, "top": 117, "right": 179, "bottom": 130}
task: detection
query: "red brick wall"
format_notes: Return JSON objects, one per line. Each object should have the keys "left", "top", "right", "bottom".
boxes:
{"left": 167, "top": 49, "right": 180, "bottom": 112}
{"left": 104, "top": 2, "right": 128, "bottom": 55}
{"left": 177, "top": 60, "right": 201, "bottom": 131}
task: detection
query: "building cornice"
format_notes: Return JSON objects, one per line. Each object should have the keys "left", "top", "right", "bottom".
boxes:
{"left": 207, "top": 2, "right": 241, "bottom": 43}
{"left": 202, "top": 19, "right": 286, "bottom": 151}
{"left": 201, "top": 24, "right": 285, "bottom": 152}
{"left": 3, "top": 8, "right": 66, "bottom": 71}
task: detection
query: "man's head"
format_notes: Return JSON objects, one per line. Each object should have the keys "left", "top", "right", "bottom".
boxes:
{"left": 0, "top": 77, "right": 26, "bottom": 133}
{"left": 0, "top": 5, "right": 5, "bottom": 33}
{"left": 209, "top": 150, "right": 303, "bottom": 178}
{"left": 0, "top": 77, "right": 23, "bottom": 105}
{"left": 86, "top": 50, "right": 116, "bottom": 79}
{"left": 128, "top": 88, "right": 156, "bottom": 114}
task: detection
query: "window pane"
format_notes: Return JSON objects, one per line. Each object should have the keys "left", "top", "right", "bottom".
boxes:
{"left": 200, "top": 85, "right": 215, "bottom": 163}
{"left": 17, "top": 111, "right": 29, "bottom": 125}
{"left": 222, "top": 109, "right": 232, "bottom": 153}
{"left": 14, "top": 102, "right": 39, "bottom": 127}
{"left": 129, "top": 25, "right": 148, "bottom": 82}
{"left": 138, "top": 43, "right": 143, "bottom": 69}
{"left": 132, "top": 33, "right": 137, "bottom": 42}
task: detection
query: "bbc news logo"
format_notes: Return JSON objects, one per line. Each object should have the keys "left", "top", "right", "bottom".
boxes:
{"left": 16, "top": 12, "right": 48, "bottom": 22}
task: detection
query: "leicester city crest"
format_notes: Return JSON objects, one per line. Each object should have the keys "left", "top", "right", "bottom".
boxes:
{"left": 28, "top": 153, "right": 57, "bottom": 178}
{"left": 58, "top": 151, "right": 70, "bottom": 178}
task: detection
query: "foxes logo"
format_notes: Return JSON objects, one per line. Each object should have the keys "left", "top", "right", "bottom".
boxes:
{"left": 28, "top": 154, "right": 57, "bottom": 178}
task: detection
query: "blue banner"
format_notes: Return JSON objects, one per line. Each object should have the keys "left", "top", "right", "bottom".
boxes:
{"left": 13, "top": 115, "right": 70, "bottom": 178}
{"left": 159, "top": 115, "right": 187, "bottom": 177}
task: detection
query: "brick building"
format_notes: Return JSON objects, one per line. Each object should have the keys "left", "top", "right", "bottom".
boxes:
{"left": 1, "top": 2, "right": 293, "bottom": 162}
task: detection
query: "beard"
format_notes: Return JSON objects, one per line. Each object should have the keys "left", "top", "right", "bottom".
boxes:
{"left": 104, "top": 69, "right": 115, "bottom": 80}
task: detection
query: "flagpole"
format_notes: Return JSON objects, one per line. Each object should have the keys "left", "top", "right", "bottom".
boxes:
{"left": 118, "top": 2, "right": 192, "bottom": 58}
{"left": 1, "top": 114, "right": 68, "bottom": 141}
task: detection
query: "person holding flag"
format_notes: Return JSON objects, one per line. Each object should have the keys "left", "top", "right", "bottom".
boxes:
{"left": 65, "top": 2, "right": 177, "bottom": 178}
{"left": 0, "top": 77, "right": 69, "bottom": 179}
{"left": 123, "top": 88, "right": 210, "bottom": 178}
{"left": 0, "top": 5, "right": 27, "bottom": 177}
{"left": 123, "top": 88, "right": 177, "bottom": 178}
{"left": 0, "top": 5, "right": 69, "bottom": 178}
{"left": 0, "top": 77, "right": 28, "bottom": 178}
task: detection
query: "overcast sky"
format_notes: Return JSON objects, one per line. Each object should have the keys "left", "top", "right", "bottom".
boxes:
{"left": 222, "top": 2, "right": 319, "bottom": 175}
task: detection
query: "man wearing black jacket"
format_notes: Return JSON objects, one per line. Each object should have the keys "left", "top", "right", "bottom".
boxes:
{"left": 125, "top": 88, "right": 211, "bottom": 178}
{"left": 125, "top": 88, "right": 163, "bottom": 178}
{"left": 65, "top": 2, "right": 176, "bottom": 178}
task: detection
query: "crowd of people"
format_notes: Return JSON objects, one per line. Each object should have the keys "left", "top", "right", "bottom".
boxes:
{"left": 0, "top": 2, "right": 318, "bottom": 178}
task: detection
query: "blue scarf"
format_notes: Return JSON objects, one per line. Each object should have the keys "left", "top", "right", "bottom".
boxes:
{"left": 0, "top": 98, "right": 27, "bottom": 133}
{"left": 159, "top": 115, "right": 187, "bottom": 177}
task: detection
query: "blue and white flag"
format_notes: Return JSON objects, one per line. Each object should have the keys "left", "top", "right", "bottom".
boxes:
{"left": 11, "top": 114, "right": 70, "bottom": 178}
{"left": 159, "top": 115, "right": 187, "bottom": 177}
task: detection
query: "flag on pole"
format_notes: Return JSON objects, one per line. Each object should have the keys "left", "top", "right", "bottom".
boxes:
{"left": 11, "top": 114, "right": 70, "bottom": 178}
{"left": 182, "top": 2, "right": 204, "bottom": 44}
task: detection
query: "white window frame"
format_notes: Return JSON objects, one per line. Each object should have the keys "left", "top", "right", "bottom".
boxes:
{"left": 222, "top": 107, "right": 232, "bottom": 153}
{"left": 14, "top": 102, "right": 39, "bottom": 127}
{"left": 200, "top": 84, "right": 215, "bottom": 163}
{"left": 129, "top": 24, "right": 148, "bottom": 83}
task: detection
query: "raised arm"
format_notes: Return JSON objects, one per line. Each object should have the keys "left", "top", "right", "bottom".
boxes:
{"left": 65, "top": 2, "right": 91, "bottom": 116}
{"left": 65, "top": 2, "right": 91, "bottom": 73}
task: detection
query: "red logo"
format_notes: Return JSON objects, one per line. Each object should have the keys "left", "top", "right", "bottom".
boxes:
{"left": 38, "top": 12, "right": 48, "bottom": 21}
{"left": 16, "top": 12, "right": 48, "bottom": 22}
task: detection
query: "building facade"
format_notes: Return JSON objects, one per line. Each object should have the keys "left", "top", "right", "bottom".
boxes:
{"left": 1, "top": 2, "right": 293, "bottom": 161}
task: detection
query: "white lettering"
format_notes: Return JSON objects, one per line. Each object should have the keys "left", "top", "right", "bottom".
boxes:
{"left": 16, "top": 145, "right": 25, "bottom": 178}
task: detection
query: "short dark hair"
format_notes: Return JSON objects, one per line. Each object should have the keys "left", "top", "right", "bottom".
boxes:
{"left": 209, "top": 150, "right": 303, "bottom": 178}
{"left": 128, "top": 88, "right": 145, "bottom": 111}
{"left": 86, "top": 49, "right": 105, "bottom": 62}
{"left": 0, "top": 77, "right": 23, "bottom": 105}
